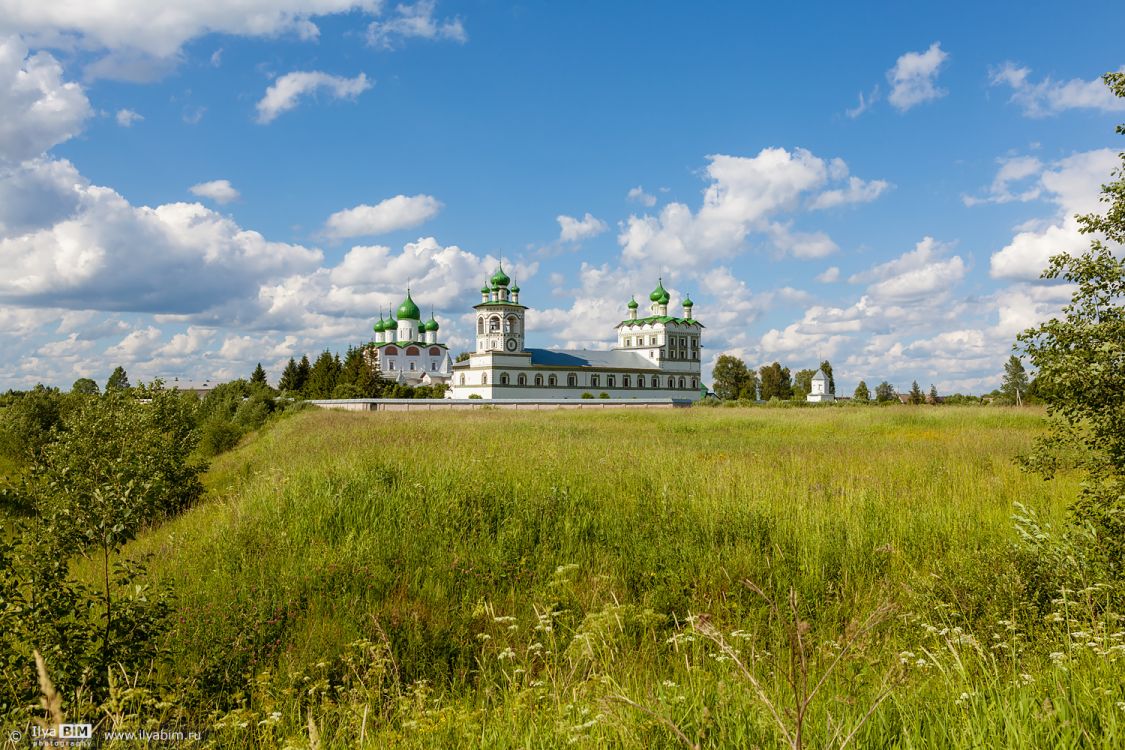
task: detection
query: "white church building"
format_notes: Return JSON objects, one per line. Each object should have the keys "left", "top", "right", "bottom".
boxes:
{"left": 450, "top": 266, "right": 704, "bottom": 400}
{"left": 367, "top": 291, "right": 453, "bottom": 387}
{"left": 806, "top": 368, "right": 835, "bottom": 403}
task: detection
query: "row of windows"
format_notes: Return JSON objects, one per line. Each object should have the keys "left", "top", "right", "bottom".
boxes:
{"left": 387, "top": 361, "right": 441, "bottom": 371}
{"left": 623, "top": 335, "right": 698, "bottom": 349}
{"left": 477, "top": 314, "right": 522, "bottom": 334}
{"left": 459, "top": 372, "right": 698, "bottom": 390}
{"left": 382, "top": 346, "right": 443, "bottom": 356}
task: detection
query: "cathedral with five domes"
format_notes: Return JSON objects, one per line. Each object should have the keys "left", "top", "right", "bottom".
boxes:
{"left": 367, "top": 290, "right": 454, "bottom": 388}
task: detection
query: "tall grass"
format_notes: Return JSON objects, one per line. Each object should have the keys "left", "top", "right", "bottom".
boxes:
{"left": 78, "top": 406, "right": 1124, "bottom": 747}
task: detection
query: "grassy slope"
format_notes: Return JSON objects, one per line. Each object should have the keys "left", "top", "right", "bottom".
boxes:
{"left": 96, "top": 407, "right": 1124, "bottom": 747}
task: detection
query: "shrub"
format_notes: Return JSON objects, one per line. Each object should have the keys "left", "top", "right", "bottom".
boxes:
{"left": 598, "top": 392, "right": 610, "bottom": 399}
{"left": 200, "top": 417, "right": 244, "bottom": 457}
{"left": 581, "top": 392, "right": 594, "bottom": 399}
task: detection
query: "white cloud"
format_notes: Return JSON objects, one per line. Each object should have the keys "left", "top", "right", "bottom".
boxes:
{"left": 115, "top": 108, "right": 143, "bottom": 127}
{"left": 808, "top": 176, "right": 891, "bottom": 210}
{"left": 990, "top": 63, "right": 1125, "bottom": 118}
{"left": 627, "top": 186, "right": 657, "bottom": 207}
{"left": 851, "top": 236, "right": 966, "bottom": 302}
{"left": 367, "top": 1, "right": 467, "bottom": 49}
{"left": 324, "top": 194, "right": 442, "bottom": 239}
{"left": 816, "top": 266, "right": 840, "bottom": 283}
{"left": 962, "top": 155, "right": 1043, "bottom": 206}
{"left": 0, "top": 2, "right": 385, "bottom": 67}
{"left": 619, "top": 148, "right": 886, "bottom": 269}
{"left": 845, "top": 85, "right": 879, "bottom": 118}
{"left": 0, "top": 36, "right": 92, "bottom": 164}
{"left": 256, "top": 70, "right": 372, "bottom": 124}
{"left": 557, "top": 212, "right": 608, "bottom": 242}
{"left": 987, "top": 149, "right": 1119, "bottom": 280}
{"left": 189, "top": 179, "right": 240, "bottom": 204}
{"left": 887, "top": 42, "right": 949, "bottom": 112}
{"left": 0, "top": 158, "right": 322, "bottom": 313}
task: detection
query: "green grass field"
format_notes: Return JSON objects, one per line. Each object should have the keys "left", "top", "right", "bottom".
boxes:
{"left": 89, "top": 406, "right": 1124, "bottom": 748}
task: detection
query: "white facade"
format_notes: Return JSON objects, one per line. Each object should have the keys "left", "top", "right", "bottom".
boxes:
{"left": 806, "top": 368, "right": 835, "bottom": 403}
{"left": 368, "top": 291, "right": 453, "bottom": 387}
{"left": 451, "top": 272, "right": 704, "bottom": 400}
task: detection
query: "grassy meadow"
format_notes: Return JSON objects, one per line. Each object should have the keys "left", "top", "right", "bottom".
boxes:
{"left": 75, "top": 406, "right": 1124, "bottom": 747}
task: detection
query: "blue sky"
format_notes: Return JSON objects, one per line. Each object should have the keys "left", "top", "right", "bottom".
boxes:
{"left": 1, "top": 1, "right": 1123, "bottom": 393}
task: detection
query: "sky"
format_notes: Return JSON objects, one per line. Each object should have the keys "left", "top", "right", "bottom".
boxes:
{"left": 1, "top": 1, "right": 1123, "bottom": 394}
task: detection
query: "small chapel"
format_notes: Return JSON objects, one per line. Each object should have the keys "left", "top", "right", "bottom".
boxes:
{"left": 367, "top": 291, "right": 453, "bottom": 388}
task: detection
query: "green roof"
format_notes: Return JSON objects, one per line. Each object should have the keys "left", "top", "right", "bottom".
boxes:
{"left": 397, "top": 290, "right": 421, "bottom": 320}
{"left": 682, "top": 294, "right": 693, "bottom": 307}
{"left": 423, "top": 315, "right": 440, "bottom": 332}
{"left": 649, "top": 278, "right": 670, "bottom": 305}
{"left": 373, "top": 315, "right": 386, "bottom": 333}
{"left": 490, "top": 263, "right": 511, "bottom": 286}
{"left": 627, "top": 296, "right": 639, "bottom": 309}
{"left": 616, "top": 315, "right": 703, "bottom": 328}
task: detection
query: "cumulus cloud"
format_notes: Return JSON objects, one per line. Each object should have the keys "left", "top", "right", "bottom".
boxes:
{"left": 0, "top": 158, "right": 322, "bottom": 313}
{"left": 557, "top": 212, "right": 608, "bottom": 242}
{"left": 962, "top": 155, "right": 1043, "bottom": 206}
{"left": 627, "top": 186, "right": 657, "bottom": 207}
{"left": 115, "top": 108, "right": 143, "bottom": 127}
{"left": 815, "top": 266, "right": 840, "bottom": 283}
{"left": 986, "top": 149, "right": 1119, "bottom": 280}
{"left": 256, "top": 70, "right": 372, "bottom": 124}
{"left": 619, "top": 148, "right": 887, "bottom": 268}
{"left": 850, "top": 237, "right": 966, "bottom": 302}
{"left": 0, "top": 37, "right": 92, "bottom": 164}
{"left": 887, "top": 42, "right": 949, "bottom": 111}
{"left": 189, "top": 179, "right": 240, "bottom": 204}
{"left": 324, "top": 194, "right": 442, "bottom": 239}
{"left": 367, "top": 0, "right": 466, "bottom": 49}
{"left": 0, "top": 2, "right": 385, "bottom": 73}
{"left": 808, "top": 175, "right": 891, "bottom": 210}
{"left": 990, "top": 63, "right": 1125, "bottom": 118}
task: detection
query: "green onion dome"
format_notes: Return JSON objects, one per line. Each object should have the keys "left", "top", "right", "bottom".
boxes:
{"left": 373, "top": 315, "right": 386, "bottom": 333}
{"left": 490, "top": 263, "right": 511, "bottom": 287}
{"left": 626, "top": 296, "right": 639, "bottom": 309}
{"left": 396, "top": 290, "right": 421, "bottom": 320}
{"left": 385, "top": 309, "right": 397, "bottom": 332}
{"left": 683, "top": 295, "right": 693, "bottom": 307}
{"left": 649, "top": 278, "right": 670, "bottom": 305}
{"left": 424, "top": 315, "right": 440, "bottom": 332}
{"left": 510, "top": 279, "right": 520, "bottom": 293}
{"left": 481, "top": 280, "right": 491, "bottom": 294}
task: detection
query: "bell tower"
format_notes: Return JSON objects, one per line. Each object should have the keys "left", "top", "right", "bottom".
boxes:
{"left": 474, "top": 264, "right": 526, "bottom": 354}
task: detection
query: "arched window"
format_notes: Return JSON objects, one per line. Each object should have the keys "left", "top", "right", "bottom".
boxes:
{"left": 651, "top": 376, "right": 660, "bottom": 388}
{"left": 460, "top": 374, "right": 466, "bottom": 385}
{"left": 535, "top": 375, "right": 544, "bottom": 386}
{"left": 567, "top": 373, "right": 577, "bottom": 387}
{"left": 691, "top": 378, "right": 697, "bottom": 389}
{"left": 506, "top": 316, "right": 519, "bottom": 333}
{"left": 548, "top": 375, "right": 557, "bottom": 387}
{"left": 482, "top": 373, "right": 488, "bottom": 385}
{"left": 489, "top": 315, "right": 501, "bottom": 333}
{"left": 429, "top": 347, "right": 441, "bottom": 356}
{"left": 623, "top": 375, "right": 631, "bottom": 388}
{"left": 517, "top": 374, "right": 527, "bottom": 386}
{"left": 409, "top": 362, "right": 415, "bottom": 371}
{"left": 607, "top": 375, "right": 616, "bottom": 388}
{"left": 591, "top": 375, "right": 600, "bottom": 387}
{"left": 500, "top": 373, "right": 509, "bottom": 385}
{"left": 678, "top": 377, "right": 685, "bottom": 389}
{"left": 406, "top": 346, "right": 420, "bottom": 356}
{"left": 384, "top": 346, "right": 398, "bottom": 355}
{"left": 477, "top": 317, "right": 484, "bottom": 334}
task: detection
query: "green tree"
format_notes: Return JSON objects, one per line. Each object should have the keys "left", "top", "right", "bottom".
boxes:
{"left": 908, "top": 381, "right": 925, "bottom": 405}
{"left": 278, "top": 357, "right": 300, "bottom": 392}
{"left": 105, "top": 365, "right": 130, "bottom": 392}
{"left": 339, "top": 345, "right": 383, "bottom": 397}
{"left": 712, "top": 354, "right": 752, "bottom": 400}
{"left": 759, "top": 362, "right": 792, "bottom": 401}
{"left": 792, "top": 369, "right": 816, "bottom": 400}
{"left": 1017, "top": 73, "right": 1125, "bottom": 576}
{"left": 305, "top": 351, "right": 342, "bottom": 399}
{"left": 853, "top": 380, "right": 870, "bottom": 402}
{"left": 71, "top": 377, "right": 99, "bottom": 396}
{"left": 296, "top": 355, "right": 312, "bottom": 393}
{"left": 455, "top": 351, "right": 471, "bottom": 363}
{"left": 819, "top": 360, "right": 835, "bottom": 395}
{"left": 874, "top": 381, "right": 896, "bottom": 403}
{"left": 1000, "top": 355, "right": 1029, "bottom": 405}
{"left": 250, "top": 362, "right": 268, "bottom": 387}
{"left": 928, "top": 384, "right": 939, "bottom": 404}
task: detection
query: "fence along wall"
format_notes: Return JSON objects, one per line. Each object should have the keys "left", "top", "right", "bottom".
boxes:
{"left": 306, "top": 398, "right": 693, "bottom": 412}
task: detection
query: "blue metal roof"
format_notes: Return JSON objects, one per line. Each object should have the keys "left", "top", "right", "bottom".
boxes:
{"left": 526, "top": 348, "right": 659, "bottom": 369}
